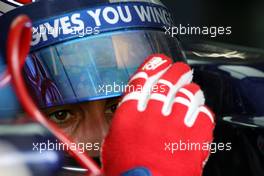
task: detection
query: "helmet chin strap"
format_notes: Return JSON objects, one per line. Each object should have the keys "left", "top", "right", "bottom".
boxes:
{"left": 6, "top": 15, "right": 102, "bottom": 176}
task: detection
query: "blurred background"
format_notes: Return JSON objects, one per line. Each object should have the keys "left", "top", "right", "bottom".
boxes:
{"left": 162, "top": 0, "right": 264, "bottom": 50}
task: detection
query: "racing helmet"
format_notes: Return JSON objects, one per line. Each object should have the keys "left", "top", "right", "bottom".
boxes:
{"left": 0, "top": 0, "right": 186, "bottom": 113}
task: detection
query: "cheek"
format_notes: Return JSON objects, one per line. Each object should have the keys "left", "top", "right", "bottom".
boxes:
{"left": 57, "top": 115, "right": 83, "bottom": 139}
{"left": 60, "top": 123, "right": 103, "bottom": 157}
{"left": 105, "top": 112, "right": 114, "bottom": 124}
{"left": 71, "top": 115, "right": 108, "bottom": 144}
{"left": 60, "top": 123, "right": 79, "bottom": 138}
{"left": 60, "top": 106, "right": 110, "bottom": 156}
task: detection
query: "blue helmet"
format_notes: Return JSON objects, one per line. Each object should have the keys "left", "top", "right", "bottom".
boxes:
{"left": 0, "top": 0, "right": 186, "bottom": 114}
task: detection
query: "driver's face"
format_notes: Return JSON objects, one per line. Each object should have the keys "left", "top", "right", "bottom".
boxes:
{"left": 44, "top": 98, "right": 118, "bottom": 157}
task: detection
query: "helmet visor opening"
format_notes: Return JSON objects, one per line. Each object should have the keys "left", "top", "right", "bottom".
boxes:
{"left": 24, "top": 30, "right": 185, "bottom": 108}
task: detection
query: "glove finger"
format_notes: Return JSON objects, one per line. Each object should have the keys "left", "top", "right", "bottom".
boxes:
{"left": 193, "top": 105, "right": 215, "bottom": 140}
{"left": 173, "top": 83, "right": 215, "bottom": 166}
{"left": 119, "top": 54, "right": 173, "bottom": 111}
{"left": 195, "top": 105, "right": 215, "bottom": 166}
{"left": 173, "top": 83, "right": 206, "bottom": 127}
{"left": 149, "top": 62, "right": 193, "bottom": 116}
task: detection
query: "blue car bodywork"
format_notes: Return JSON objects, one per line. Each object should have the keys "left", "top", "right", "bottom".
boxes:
{"left": 183, "top": 41, "right": 264, "bottom": 176}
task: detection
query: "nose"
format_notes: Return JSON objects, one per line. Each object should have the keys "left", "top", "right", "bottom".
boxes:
{"left": 81, "top": 100, "right": 110, "bottom": 139}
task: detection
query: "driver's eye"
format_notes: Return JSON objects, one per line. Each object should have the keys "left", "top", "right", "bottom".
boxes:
{"left": 110, "top": 104, "right": 117, "bottom": 113}
{"left": 105, "top": 98, "right": 120, "bottom": 114}
{"left": 48, "top": 110, "right": 73, "bottom": 124}
{"left": 105, "top": 102, "right": 118, "bottom": 114}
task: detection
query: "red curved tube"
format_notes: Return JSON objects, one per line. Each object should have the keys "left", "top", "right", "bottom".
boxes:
{"left": 6, "top": 15, "right": 102, "bottom": 176}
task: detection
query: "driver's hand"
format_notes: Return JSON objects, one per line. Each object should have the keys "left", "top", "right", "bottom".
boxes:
{"left": 102, "top": 54, "right": 215, "bottom": 176}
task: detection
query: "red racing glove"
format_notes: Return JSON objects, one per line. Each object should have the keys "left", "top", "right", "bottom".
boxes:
{"left": 102, "top": 54, "right": 215, "bottom": 176}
